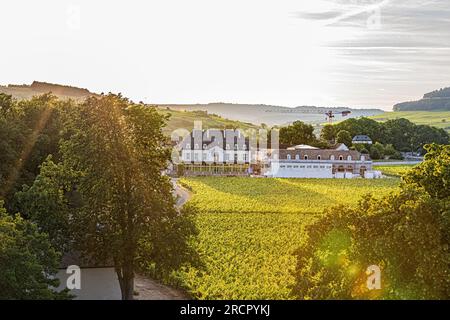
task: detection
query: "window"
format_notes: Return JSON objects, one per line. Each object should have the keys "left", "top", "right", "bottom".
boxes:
{"left": 294, "top": 165, "right": 299, "bottom": 168}
{"left": 194, "top": 153, "right": 199, "bottom": 161}
{"left": 330, "top": 155, "right": 335, "bottom": 160}
{"left": 361, "top": 155, "right": 365, "bottom": 161}
{"left": 203, "top": 144, "right": 207, "bottom": 149}
{"left": 317, "top": 155, "right": 321, "bottom": 160}
{"left": 235, "top": 144, "right": 239, "bottom": 150}
{"left": 313, "top": 165, "right": 318, "bottom": 168}
{"left": 287, "top": 165, "right": 292, "bottom": 169}
{"left": 225, "top": 154, "right": 230, "bottom": 161}
{"left": 186, "top": 143, "right": 191, "bottom": 149}
{"left": 295, "top": 154, "right": 300, "bottom": 160}
{"left": 339, "top": 155, "right": 344, "bottom": 161}
{"left": 202, "top": 153, "right": 207, "bottom": 161}
{"left": 186, "top": 153, "right": 191, "bottom": 160}
{"left": 194, "top": 144, "right": 199, "bottom": 149}
{"left": 280, "top": 165, "right": 286, "bottom": 168}
{"left": 226, "top": 144, "right": 230, "bottom": 150}
{"left": 347, "top": 155, "right": 352, "bottom": 161}
{"left": 287, "top": 154, "right": 291, "bottom": 160}
{"left": 244, "top": 153, "right": 248, "bottom": 162}
{"left": 304, "top": 155, "right": 308, "bottom": 160}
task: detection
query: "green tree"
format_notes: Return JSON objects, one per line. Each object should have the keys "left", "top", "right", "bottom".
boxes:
{"left": 16, "top": 156, "right": 78, "bottom": 253}
{"left": 320, "top": 124, "right": 335, "bottom": 142}
{"left": 60, "top": 94, "right": 179, "bottom": 300}
{"left": 403, "top": 144, "right": 450, "bottom": 200}
{"left": 336, "top": 130, "right": 352, "bottom": 146}
{"left": 369, "top": 142, "right": 385, "bottom": 160}
{"left": 0, "top": 202, "right": 70, "bottom": 299}
{"left": 279, "top": 121, "right": 316, "bottom": 146}
{"left": 292, "top": 144, "right": 450, "bottom": 300}
{"left": 292, "top": 189, "right": 449, "bottom": 299}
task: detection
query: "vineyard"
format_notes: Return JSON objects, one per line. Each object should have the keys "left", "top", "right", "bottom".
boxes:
{"left": 176, "top": 177, "right": 400, "bottom": 299}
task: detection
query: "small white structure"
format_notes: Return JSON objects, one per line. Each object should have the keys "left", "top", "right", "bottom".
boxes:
{"left": 352, "top": 135, "right": 373, "bottom": 145}
{"left": 268, "top": 162, "right": 333, "bottom": 178}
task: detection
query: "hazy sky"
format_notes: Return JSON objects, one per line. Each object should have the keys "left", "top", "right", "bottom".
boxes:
{"left": 1, "top": 0, "right": 449, "bottom": 110}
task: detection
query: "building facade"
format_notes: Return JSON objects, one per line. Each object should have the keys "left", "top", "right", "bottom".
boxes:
{"left": 265, "top": 144, "right": 376, "bottom": 178}
{"left": 174, "top": 130, "right": 379, "bottom": 179}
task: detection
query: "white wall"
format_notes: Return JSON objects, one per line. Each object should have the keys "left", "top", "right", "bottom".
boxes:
{"left": 267, "top": 162, "right": 333, "bottom": 178}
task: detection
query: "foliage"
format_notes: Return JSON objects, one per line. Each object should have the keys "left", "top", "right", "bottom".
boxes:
{"left": 320, "top": 124, "right": 335, "bottom": 142}
{"left": 59, "top": 94, "right": 193, "bottom": 299}
{"left": 369, "top": 142, "right": 385, "bottom": 160}
{"left": 403, "top": 144, "right": 450, "bottom": 200}
{"left": 292, "top": 189, "right": 450, "bottom": 299}
{"left": 15, "top": 156, "right": 78, "bottom": 253}
{"left": 0, "top": 93, "right": 67, "bottom": 212}
{"left": 336, "top": 130, "right": 352, "bottom": 147}
{"left": 279, "top": 121, "right": 317, "bottom": 146}
{"left": 292, "top": 144, "right": 450, "bottom": 300}
{"left": 335, "top": 116, "right": 449, "bottom": 153}
{"left": 0, "top": 202, "right": 70, "bottom": 299}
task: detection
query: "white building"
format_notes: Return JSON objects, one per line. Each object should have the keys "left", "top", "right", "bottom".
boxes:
{"left": 174, "top": 130, "right": 381, "bottom": 179}
{"left": 352, "top": 135, "right": 373, "bottom": 145}
{"left": 265, "top": 144, "right": 379, "bottom": 179}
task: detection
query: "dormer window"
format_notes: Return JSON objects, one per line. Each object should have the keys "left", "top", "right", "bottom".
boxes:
{"left": 203, "top": 144, "right": 207, "bottom": 149}
{"left": 339, "top": 155, "right": 344, "bottom": 161}
{"left": 330, "top": 155, "right": 335, "bottom": 160}
{"left": 194, "top": 144, "right": 199, "bottom": 149}
{"left": 186, "top": 144, "right": 191, "bottom": 149}
{"left": 361, "top": 155, "right": 365, "bottom": 161}
{"left": 295, "top": 154, "right": 300, "bottom": 160}
{"left": 317, "top": 155, "right": 321, "bottom": 160}
{"left": 347, "top": 155, "right": 352, "bottom": 161}
{"left": 287, "top": 154, "right": 291, "bottom": 160}
{"left": 304, "top": 155, "right": 308, "bottom": 160}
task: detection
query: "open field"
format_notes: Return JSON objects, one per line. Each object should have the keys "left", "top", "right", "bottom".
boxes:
{"left": 369, "top": 111, "right": 450, "bottom": 132}
{"left": 176, "top": 177, "right": 400, "bottom": 299}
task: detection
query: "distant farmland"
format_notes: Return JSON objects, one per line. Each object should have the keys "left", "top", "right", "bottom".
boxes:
{"left": 370, "top": 111, "right": 450, "bottom": 132}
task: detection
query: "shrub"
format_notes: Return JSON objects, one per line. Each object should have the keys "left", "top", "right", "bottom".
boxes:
{"left": 291, "top": 189, "right": 450, "bottom": 299}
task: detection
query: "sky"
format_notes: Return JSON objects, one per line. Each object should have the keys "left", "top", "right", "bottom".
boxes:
{"left": 1, "top": 0, "right": 449, "bottom": 110}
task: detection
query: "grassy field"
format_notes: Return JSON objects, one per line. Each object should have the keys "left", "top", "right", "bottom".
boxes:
{"left": 159, "top": 108, "right": 259, "bottom": 134}
{"left": 374, "top": 164, "right": 416, "bottom": 177}
{"left": 176, "top": 177, "right": 400, "bottom": 299}
{"left": 370, "top": 111, "right": 450, "bottom": 132}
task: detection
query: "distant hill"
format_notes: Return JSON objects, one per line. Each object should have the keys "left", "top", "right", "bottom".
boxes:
{"left": 394, "top": 87, "right": 450, "bottom": 111}
{"left": 159, "top": 103, "right": 384, "bottom": 127}
{"left": 0, "top": 81, "right": 96, "bottom": 100}
{"left": 158, "top": 108, "right": 259, "bottom": 134}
